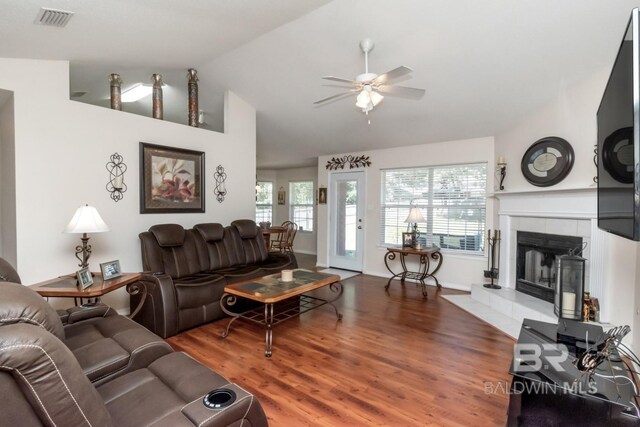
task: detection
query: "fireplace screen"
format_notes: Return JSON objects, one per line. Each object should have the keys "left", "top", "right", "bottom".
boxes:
{"left": 516, "top": 231, "right": 583, "bottom": 303}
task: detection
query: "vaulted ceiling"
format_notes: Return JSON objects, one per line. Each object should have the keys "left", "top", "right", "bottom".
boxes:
{"left": 1, "top": 0, "right": 637, "bottom": 168}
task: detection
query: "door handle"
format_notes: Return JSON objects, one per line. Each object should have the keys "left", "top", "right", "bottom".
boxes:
{"left": 357, "top": 226, "right": 362, "bottom": 229}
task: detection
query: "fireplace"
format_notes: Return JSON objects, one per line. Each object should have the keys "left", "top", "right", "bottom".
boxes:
{"left": 516, "top": 231, "right": 583, "bottom": 303}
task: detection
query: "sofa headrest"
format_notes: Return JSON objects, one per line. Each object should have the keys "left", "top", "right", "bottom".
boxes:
{"left": 0, "top": 282, "right": 64, "bottom": 341}
{"left": 0, "top": 323, "right": 112, "bottom": 426}
{"left": 231, "top": 220, "right": 259, "bottom": 239}
{"left": 194, "top": 223, "right": 225, "bottom": 242}
{"left": 149, "top": 224, "right": 186, "bottom": 247}
{"left": 0, "top": 257, "right": 21, "bottom": 284}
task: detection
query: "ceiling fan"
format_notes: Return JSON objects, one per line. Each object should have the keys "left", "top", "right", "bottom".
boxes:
{"left": 313, "top": 38, "right": 426, "bottom": 118}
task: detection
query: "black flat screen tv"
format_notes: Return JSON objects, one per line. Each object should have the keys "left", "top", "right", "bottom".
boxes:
{"left": 597, "top": 8, "right": 640, "bottom": 241}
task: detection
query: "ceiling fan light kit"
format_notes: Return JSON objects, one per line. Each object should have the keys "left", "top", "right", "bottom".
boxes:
{"left": 355, "top": 85, "right": 383, "bottom": 112}
{"left": 314, "top": 37, "right": 425, "bottom": 121}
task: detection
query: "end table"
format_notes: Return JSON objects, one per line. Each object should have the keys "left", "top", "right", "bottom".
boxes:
{"left": 384, "top": 245, "right": 443, "bottom": 297}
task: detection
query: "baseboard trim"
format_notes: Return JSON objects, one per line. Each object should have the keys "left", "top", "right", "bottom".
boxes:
{"left": 294, "top": 250, "right": 317, "bottom": 255}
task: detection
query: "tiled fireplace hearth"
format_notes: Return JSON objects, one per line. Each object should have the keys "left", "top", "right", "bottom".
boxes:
{"left": 496, "top": 188, "right": 607, "bottom": 320}
{"left": 472, "top": 188, "right": 608, "bottom": 321}
{"left": 443, "top": 187, "right": 614, "bottom": 338}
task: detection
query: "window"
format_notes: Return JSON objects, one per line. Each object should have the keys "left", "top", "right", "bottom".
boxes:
{"left": 381, "top": 163, "right": 487, "bottom": 254}
{"left": 289, "top": 181, "right": 314, "bottom": 232}
{"left": 255, "top": 181, "right": 273, "bottom": 224}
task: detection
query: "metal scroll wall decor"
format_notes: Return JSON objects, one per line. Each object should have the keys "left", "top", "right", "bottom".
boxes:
{"left": 214, "top": 165, "right": 227, "bottom": 203}
{"left": 106, "top": 152, "right": 127, "bottom": 202}
{"left": 151, "top": 73, "right": 163, "bottom": 120}
{"left": 593, "top": 145, "right": 598, "bottom": 184}
{"left": 187, "top": 68, "right": 199, "bottom": 127}
{"left": 496, "top": 156, "right": 507, "bottom": 191}
{"left": 109, "top": 73, "right": 122, "bottom": 111}
{"left": 325, "top": 155, "right": 371, "bottom": 170}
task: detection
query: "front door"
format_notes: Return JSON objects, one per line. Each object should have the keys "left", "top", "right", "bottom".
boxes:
{"left": 329, "top": 171, "right": 365, "bottom": 271}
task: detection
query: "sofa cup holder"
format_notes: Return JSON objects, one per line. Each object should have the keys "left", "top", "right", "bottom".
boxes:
{"left": 203, "top": 388, "right": 236, "bottom": 410}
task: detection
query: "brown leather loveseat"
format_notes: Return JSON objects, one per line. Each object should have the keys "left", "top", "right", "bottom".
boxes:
{"left": 134, "top": 219, "right": 297, "bottom": 338}
{"left": 0, "top": 280, "right": 269, "bottom": 427}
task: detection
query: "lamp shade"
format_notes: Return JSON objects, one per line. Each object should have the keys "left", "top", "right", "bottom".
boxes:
{"left": 405, "top": 207, "right": 426, "bottom": 224}
{"left": 63, "top": 205, "right": 110, "bottom": 234}
{"left": 355, "top": 87, "right": 384, "bottom": 112}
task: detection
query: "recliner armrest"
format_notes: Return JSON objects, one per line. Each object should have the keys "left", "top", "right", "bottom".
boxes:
{"left": 61, "top": 303, "right": 113, "bottom": 325}
{"left": 180, "top": 384, "right": 266, "bottom": 427}
{"left": 130, "top": 273, "right": 179, "bottom": 338}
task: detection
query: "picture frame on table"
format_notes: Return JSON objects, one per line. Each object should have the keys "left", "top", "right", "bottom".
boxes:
{"left": 76, "top": 268, "right": 94, "bottom": 290}
{"left": 100, "top": 260, "right": 122, "bottom": 280}
{"left": 140, "top": 142, "right": 205, "bottom": 213}
{"left": 402, "top": 232, "right": 414, "bottom": 248}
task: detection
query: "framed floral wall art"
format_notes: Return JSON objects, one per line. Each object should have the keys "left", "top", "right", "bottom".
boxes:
{"left": 140, "top": 142, "right": 205, "bottom": 213}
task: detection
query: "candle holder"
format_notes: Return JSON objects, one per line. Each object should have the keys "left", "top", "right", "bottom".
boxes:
{"left": 554, "top": 252, "right": 586, "bottom": 321}
{"left": 106, "top": 153, "right": 127, "bottom": 202}
{"left": 496, "top": 159, "right": 507, "bottom": 191}
{"left": 214, "top": 165, "right": 227, "bottom": 203}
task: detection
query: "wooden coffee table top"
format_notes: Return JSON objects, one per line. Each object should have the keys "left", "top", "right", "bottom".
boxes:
{"left": 224, "top": 269, "right": 340, "bottom": 304}
{"left": 30, "top": 272, "right": 142, "bottom": 298}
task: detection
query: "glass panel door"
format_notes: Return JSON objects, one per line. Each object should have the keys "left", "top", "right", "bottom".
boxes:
{"left": 329, "top": 171, "right": 365, "bottom": 271}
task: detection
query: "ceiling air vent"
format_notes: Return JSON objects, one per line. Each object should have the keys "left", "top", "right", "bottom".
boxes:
{"left": 35, "top": 7, "right": 74, "bottom": 27}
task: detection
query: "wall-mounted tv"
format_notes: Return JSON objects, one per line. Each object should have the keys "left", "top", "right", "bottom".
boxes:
{"left": 597, "top": 8, "right": 640, "bottom": 241}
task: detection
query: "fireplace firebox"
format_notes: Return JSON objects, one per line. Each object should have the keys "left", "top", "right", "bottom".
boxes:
{"left": 516, "top": 231, "right": 583, "bottom": 303}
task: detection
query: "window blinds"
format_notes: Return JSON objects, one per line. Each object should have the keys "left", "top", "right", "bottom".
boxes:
{"left": 380, "top": 163, "right": 487, "bottom": 254}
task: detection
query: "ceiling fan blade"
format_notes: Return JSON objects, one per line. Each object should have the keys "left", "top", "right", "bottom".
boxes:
{"left": 377, "top": 85, "right": 425, "bottom": 100}
{"left": 313, "top": 90, "right": 357, "bottom": 105}
{"left": 372, "top": 66, "right": 413, "bottom": 85}
{"left": 321, "top": 76, "right": 358, "bottom": 85}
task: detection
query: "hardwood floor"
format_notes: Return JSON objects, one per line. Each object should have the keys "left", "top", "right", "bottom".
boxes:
{"left": 167, "top": 275, "right": 515, "bottom": 426}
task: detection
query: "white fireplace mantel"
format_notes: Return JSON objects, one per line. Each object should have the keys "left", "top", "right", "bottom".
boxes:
{"left": 493, "top": 187, "right": 597, "bottom": 219}
{"left": 494, "top": 187, "right": 610, "bottom": 321}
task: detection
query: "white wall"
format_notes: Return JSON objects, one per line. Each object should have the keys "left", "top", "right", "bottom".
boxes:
{"left": 0, "top": 58, "right": 256, "bottom": 311}
{"left": 317, "top": 137, "right": 496, "bottom": 290}
{"left": 0, "top": 91, "right": 16, "bottom": 266}
{"left": 494, "top": 69, "right": 609, "bottom": 191}
{"left": 258, "top": 166, "right": 317, "bottom": 254}
{"left": 495, "top": 69, "right": 639, "bottom": 336}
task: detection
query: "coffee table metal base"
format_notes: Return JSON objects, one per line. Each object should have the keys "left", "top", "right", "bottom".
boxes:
{"left": 220, "top": 283, "right": 343, "bottom": 357}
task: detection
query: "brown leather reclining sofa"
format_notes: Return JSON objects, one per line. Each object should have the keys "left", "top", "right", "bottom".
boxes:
{"left": 0, "top": 259, "right": 268, "bottom": 427}
{"left": 134, "top": 219, "right": 297, "bottom": 338}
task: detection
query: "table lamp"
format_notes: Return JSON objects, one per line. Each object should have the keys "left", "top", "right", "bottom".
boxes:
{"left": 405, "top": 206, "right": 426, "bottom": 248}
{"left": 63, "top": 205, "right": 110, "bottom": 270}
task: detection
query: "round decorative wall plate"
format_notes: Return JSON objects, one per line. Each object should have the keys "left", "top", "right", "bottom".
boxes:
{"left": 602, "top": 126, "right": 634, "bottom": 184}
{"left": 521, "top": 137, "right": 574, "bottom": 187}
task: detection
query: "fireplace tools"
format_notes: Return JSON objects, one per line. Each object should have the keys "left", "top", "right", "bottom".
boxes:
{"left": 483, "top": 229, "right": 501, "bottom": 289}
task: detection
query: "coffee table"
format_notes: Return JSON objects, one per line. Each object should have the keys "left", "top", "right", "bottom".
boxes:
{"left": 220, "top": 269, "right": 343, "bottom": 357}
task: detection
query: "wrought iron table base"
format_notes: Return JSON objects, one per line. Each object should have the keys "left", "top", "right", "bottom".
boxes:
{"left": 384, "top": 250, "right": 443, "bottom": 298}
{"left": 220, "top": 283, "right": 343, "bottom": 357}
